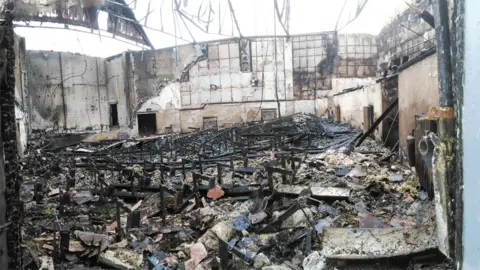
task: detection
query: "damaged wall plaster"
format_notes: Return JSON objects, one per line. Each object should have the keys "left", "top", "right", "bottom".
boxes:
{"left": 106, "top": 53, "right": 129, "bottom": 131}
{"left": 26, "top": 32, "right": 382, "bottom": 137}
{"left": 122, "top": 33, "right": 378, "bottom": 133}
{"left": 332, "top": 83, "right": 383, "bottom": 137}
{"left": 28, "top": 51, "right": 110, "bottom": 132}
{"left": 398, "top": 53, "right": 439, "bottom": 154}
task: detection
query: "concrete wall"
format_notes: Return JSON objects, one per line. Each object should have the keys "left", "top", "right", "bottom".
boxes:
{"left": 28, "top": 51, "right": 109, "bottom": 132}
{"left": 14, "top": 35, "right": 28, "bottom": 155}
{"left": 125, "top": 33, "right": 378, "bottom": 134}
{"left": 178, "top": 101, "right": 300, "bottom": 131}
{"left": 315, "top": 83, "right": 384, "bottom": 139}
{"left": 105, "top": 53, "right": 137, "bottom": 138}
{"left": 26, "top": 32, "right": 380, "bottom": 137}
{"left": 332, "top": 84, "right": 383, "bottom": 132}
{"left": 137, "top": 82, "right": 182, "bottom": 133}
{"left": 398, "top": 53, "right": 439, "bottom": 153}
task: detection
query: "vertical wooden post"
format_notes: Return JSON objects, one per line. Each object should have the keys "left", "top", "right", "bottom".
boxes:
{"left": 363, "top": 105, "right": 374, "bottom": 132}
{"left": 334, "top": 105, "right": 341, "bottom": 122}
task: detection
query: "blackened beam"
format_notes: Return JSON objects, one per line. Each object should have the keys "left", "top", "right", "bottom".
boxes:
{"left": 218, "top": 237, "right": 254, "bottom": 265}
{"left": 260, "top": 201, "right": 302, "bottom": 233}
{"left": 1, "top": 12, "right": 22, "bottom": 269}
{"left": 265, "top": 166, "right": 294, "bottom": 175}
{"left": 219, "top": 236, "right": 231, "bottom": 269}
{"left": 110, "top": 184, "right": 178, "bottom": 195}
{"left": 192, "top": 172, "right": 214, "bottom": 182}
{"left": 355, "top": 97, "right": 399, "bottom": 147}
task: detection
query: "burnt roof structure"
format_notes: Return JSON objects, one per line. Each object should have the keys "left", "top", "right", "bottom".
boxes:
{"left": 0, "top": 0, "right": 154, "bottom": 48}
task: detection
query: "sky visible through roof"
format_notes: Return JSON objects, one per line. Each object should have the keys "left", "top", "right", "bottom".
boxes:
{"left": 14, "top": 0, "right": 410, "bottom": 57}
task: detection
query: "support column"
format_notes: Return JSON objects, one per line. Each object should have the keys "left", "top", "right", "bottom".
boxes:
{"left": 0, "top": 12, "right": 22, "bottom": 269}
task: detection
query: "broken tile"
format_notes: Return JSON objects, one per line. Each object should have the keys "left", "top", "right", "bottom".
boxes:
{"left": 207, "top": 185, "right": 224, "bottom": 200}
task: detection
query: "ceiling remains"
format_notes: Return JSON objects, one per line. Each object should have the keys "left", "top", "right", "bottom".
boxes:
{"left": 0, "top": 0, "right": 153, "bottom": 48}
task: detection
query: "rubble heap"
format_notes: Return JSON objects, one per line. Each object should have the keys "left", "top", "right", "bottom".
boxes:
{"left": 20, "top": 114, "right": 448, "bottom": 269}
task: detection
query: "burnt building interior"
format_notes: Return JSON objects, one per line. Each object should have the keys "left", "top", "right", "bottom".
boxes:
{"left": 0, "top": 0, "right": 471, "bottom": 269}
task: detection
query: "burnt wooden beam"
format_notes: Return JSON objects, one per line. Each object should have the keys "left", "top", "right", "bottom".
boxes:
{"left": 356, "top": 97, "right": 399, "bottom": 147}
{"left": 0, "top": 13, "right": 21, "bottom": 269}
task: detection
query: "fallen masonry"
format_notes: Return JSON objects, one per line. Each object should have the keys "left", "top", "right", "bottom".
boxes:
{"left": 20, "top": 114, "right": 452, "bottom": 269}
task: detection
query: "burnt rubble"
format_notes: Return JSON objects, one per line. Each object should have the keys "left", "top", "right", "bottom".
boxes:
{"left": 19, "top": 114, "right": 451, "bottom": 269}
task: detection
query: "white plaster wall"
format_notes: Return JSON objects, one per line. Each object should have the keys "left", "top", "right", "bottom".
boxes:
{"left": 178, "top": 100, "right": 315, "bottom": 132}
{"left": 106, "top": 55, "right": 130, "bottom": 129}
{"left": 179, "top": 101, "right": 281, "bottom": 131}
{"left": 25, "top": 34, "right": 380, "bottom": 138}
{"left": 315, "top": 98, "right": 330, "bottom": 117}
{"left": 181, "top": 38, "right": 291, "bottom": 108}
{"left": 294, "top": 100, "right": 315, "bottom": 115}
{"left": 316, "top": 77, "right": 378, "bottom": 98}
{"left": 62, "top": 53, "right": 107, "bottom": 130}
{"left": 28, "top": 51, "right": 64, "bottom": 130}
{"left": 329, "top": 83, "right": 383, "bottom": 138}
{"left": 137, "top": 83, "right": 181, "bottom": 112}
{"left": 28, "top": 51, "right": 109, "bottom": 132}
{"left": 398, "top": 54, "right": 439, "bottom": 153}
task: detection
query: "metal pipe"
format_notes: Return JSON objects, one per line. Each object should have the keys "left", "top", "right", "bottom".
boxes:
{"left": 433, "top": 0, "right": 454, "bottom": 107}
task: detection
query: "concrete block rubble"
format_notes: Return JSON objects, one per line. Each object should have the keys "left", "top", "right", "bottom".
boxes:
{"left": 20, "top": 114, "right": 451, "bottom": 269}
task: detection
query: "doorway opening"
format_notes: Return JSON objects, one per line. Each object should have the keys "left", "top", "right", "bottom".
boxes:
{"left": 110, "top": 104, "right": 119, "bottom": 127}
{"left": 203, "top": 116, "right": 218, "bottom": 129}
{"left": 137, "top": 113, "right": 157, "bottom": 136}
{"left": 261, "top": 109, "right": 277, "bottom": 121}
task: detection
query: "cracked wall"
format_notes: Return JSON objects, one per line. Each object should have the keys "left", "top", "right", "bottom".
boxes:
{"left": 127, "top": 33, "right": 378, "bottom": 133}
{"left": 27, "top": 51, "right": 110, "bottom": 132}
{"left": 398, "top": 53, "right": 439, "bottom": 155}
{"left": 25, "top": 32, "right": 381, "bottom": 136}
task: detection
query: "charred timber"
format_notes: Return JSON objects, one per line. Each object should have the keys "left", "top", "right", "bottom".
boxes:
{"left": 0, "top": 12, "right": 22, "bottom": 269}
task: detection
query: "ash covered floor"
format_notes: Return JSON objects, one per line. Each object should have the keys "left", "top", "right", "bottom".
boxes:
{"left": 19, "top": 114, "right": 452, "bottom": 269}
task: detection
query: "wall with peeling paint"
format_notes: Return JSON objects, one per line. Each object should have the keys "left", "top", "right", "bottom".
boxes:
{"left": 122, "top": 33, "right": 378, "bottom": 133}
{"left": 178, "top": 101, "right": 292, "bottom": 132}
{"left": 105, "top": 52, "right": 138, "bottom": 139}
{"left": 331, "top": 84, "right": 383, "bottom": 137}
{"left": 27, "top": 51, "right": 110, "bottom": 132}
{"left": 398, "top": 53, "right": 439, "bottom": 154}
{"left": 25, "top": 32, "right": 380, "bottom": 137}
{"left": 138, "top": 82, "right": 182, "bottom": 133}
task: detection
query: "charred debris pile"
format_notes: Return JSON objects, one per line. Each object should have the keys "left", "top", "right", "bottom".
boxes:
{"left": 20, "top": 114, "right": 443, "bottom": 269}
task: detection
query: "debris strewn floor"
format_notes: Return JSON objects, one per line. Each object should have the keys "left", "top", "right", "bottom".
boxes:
{"left": 20, "top": 115, "right": 450, "bottom": 269}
